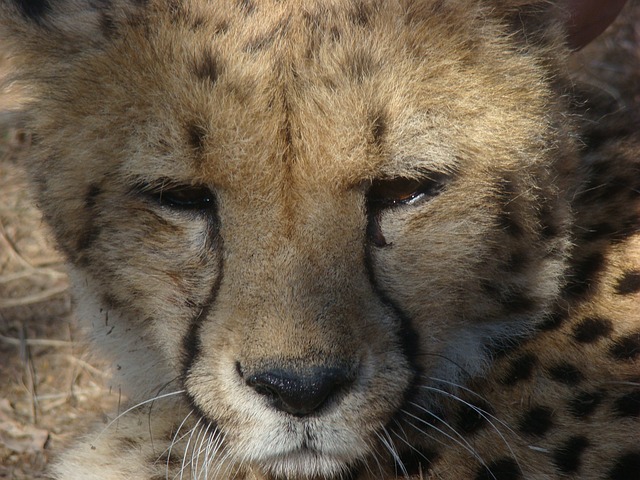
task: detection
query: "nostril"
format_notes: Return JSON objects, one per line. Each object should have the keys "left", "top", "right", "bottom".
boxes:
{"left": 245, "top": 365, "right": 352, "bottom": 417}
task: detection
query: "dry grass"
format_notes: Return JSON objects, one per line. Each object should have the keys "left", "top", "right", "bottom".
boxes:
{"left": 0, "top": 58, "right": 118, "bottom": 479}
{"left": 0, "top": 2, "right": 638, "bottom": 478}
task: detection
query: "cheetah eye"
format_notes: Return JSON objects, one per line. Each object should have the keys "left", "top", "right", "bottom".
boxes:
{"left": 158, "top": 185, "right": 214, "bottom": 210}
{"left": 135, "top": 181, "right": 215, "bottom": 212}
{"left": 367, "top": 173, "right": 449, "bottom": 210}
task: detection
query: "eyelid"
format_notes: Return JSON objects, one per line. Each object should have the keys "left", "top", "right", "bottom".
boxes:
{"left": 132, "top": 178, "right": 215, "bottom": 211}
{"left": 366, "top": 171, "right": 451, "bottom": 210}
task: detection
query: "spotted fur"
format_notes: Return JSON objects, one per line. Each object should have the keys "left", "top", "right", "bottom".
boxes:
{"left": 0, "top": 0, "right": 638, "bottom": 478}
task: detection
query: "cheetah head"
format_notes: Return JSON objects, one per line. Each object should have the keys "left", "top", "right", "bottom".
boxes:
{"left": 0, "top": 0, "right": 612, "bottom": 477}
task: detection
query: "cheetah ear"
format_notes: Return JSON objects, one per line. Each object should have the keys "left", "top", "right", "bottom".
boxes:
{"left": 503, "top": 0, "right": 626, "bottom": 51}
{"left": 562, "top": 0, "right": 627, "bottom": 50}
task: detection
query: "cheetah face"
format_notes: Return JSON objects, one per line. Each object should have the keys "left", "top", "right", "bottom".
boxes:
{"left": 3, "top": 0, "right": 579, "bottom": 477}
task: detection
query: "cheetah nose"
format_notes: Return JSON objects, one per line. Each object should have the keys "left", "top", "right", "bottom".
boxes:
{"left": 246, "top": 366, "right": 352, "bottom": 417}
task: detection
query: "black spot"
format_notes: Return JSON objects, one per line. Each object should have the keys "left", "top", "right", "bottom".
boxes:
{"left": 610, "top": 332, "right": 640, "bottom": 361}
{"left": 562, "top": 252, "right": 605, "bottom": 298}
{"left": 99, "top": 11, "right": 118, "bottom": 38}
{"left": 481, "top": 282, "right": 533, "bottom": 314}
{"left": 15, "top": 0, "right": 50, "bottom": 21}
{"left": 497, "top": 211, "right": 523, "bottom": 236}
{"left": 349, "top": 0, "right": 371, "bottom": 26}
{"left": 537, "top": 310, "right": 568, "bottom": 331}
{"left": 187, "top": 123, "right": 207, "bottom": 154}
{"left": 568, "top": 390, "right": 605, "bottom": 418}
{"left": 614, "top": 390, "right": 640, "bottom": 417}
{"left": 167, "top": 0, "right": 183, "bottom": 20}
{"left": 608, "top": 452, "right": 640, "bottom": 480}
{"left": 504, "top": 250, "right": 529, "bottom": 274}
{"left": 76, "top": 184, "right": 103, "bottom": 254}
{"left": 244, "top": 17, "right": 290, "bottom": 52}
{"left": 518, "top": 406, "right": 553, "bottom": 436}
{"left": 237, "top": 0, "right": 255, "bottom": 14}
{"left": 101, "top": 293, "right": 122, "bottom": 310}
{"left": 330, "top": 26, "right": 341, "bottom": 42}
{"left": 572, "top": 316, "right": 613, "bottom": 343}
{"left": 396, "top": 447, "right": 438, "bottom": 477}
{"left": 552, "top": 436, "right": 590, "bottom": 474}
{"left": 119, "top": 436, "right": 140, "bottom": 450}
{"left": 501, "top": 289, "right": 535, "bottom": 314}
{"left": 615, "top": 271, "right": 640, "bottom": 295}
{"left": 547, "top": 362, "right": 584, "bottom": 385}
{"left": 500, "top": 353, "right": 537, "bottom": 386}
{"left": 369, "top": 110, "right": 386, "bottom": 148}
{"left": 488, "top": 335, "right": 525, "bottom": 359}
{"left": 474, "top": 457, "right": 521, "bottom": 480}
{"left": 85, "top": 184, "right": 101, "bottom": 209}
{"left": 213, "top": 20, "right": 230, "bottom": 35}
{"left": 195, "top": 52, "right": 220, "bottom": 85}
{"left": 455, "top": 400, "right": 493, "bottom": 435}
{"left": 538, "top": 203, "right": 561, "bottom": 239}
{"left": 347, "top": 50, "right": 376, "bottom": 82}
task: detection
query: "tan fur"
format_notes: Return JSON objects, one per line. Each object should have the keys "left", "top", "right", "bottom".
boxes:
{"left": 1, "top": 0, "right": 638, "bottom": 478}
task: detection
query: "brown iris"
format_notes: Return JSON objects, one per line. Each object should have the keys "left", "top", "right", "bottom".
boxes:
{"left": 367, "top": 173, "right": 448, "bottom": 210}
{"left": 156, "top": 185, "right": 214, "bottom": 210}
{"left": 135, "top": 180, "right": 215, "bottom": 211}
{"left": 366, "top": 173, "right": 449, "bottom": 247}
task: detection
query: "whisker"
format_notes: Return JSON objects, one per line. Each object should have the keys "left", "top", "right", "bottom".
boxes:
{"left": 420, "top": 383, "right": 521, "bottom": 469}
{"left": 390, "top": 418, "right": 434, "bottom": 474}
{"left": 210, "top": 443, "right": 234, "bottom": 480}
{"left": 376, "top": 428, "right": 407, "bottom": 478}
{"left": 91, "top": 390, "right": 186, "bottom": 447}
{"left": 153, "top": 409, "right": 193, "bottom": 479}
{"left": 423, "top": 375, "right": 523, "bottom": 440}
{"left": 402, "top": 414, "right": 499, "bottom": 480}
{"left": 399, "top": 415, "right": 449, "bottom": 455}
{"left": 147, "top": 377, "right": 182, "bottom": 455}
{"left": 365, "top": 433, "right": 387, "bottom": 480}
{"left": 192, "top": 421, "right": 211, "bottom": 479}
{"left": 202, "top": 430, "right": 226, "bottom": 479}
{"left": 178, "top": 418, "right": 202, "bottom": 480}
{"left": 404, "top": 403, "right": 491, "bottom": 474}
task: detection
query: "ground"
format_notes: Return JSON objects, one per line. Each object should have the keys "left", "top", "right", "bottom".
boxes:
{"left": 0, "top": 1, "right": 638, "bottom": 478}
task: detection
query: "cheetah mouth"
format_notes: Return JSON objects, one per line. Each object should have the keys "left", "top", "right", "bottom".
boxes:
{"left": 256, "top": 449, "right": 362, "bottom": 480}
{"left": 238, "top": 434, "right": 365, "bottom": 479}
{"left": 184, "top": 407, "right": 366, "bottom": 479}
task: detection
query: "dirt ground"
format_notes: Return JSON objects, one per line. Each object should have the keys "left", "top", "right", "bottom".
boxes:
{"left": 0, "top": 3, "right": 639, "bottom": 479}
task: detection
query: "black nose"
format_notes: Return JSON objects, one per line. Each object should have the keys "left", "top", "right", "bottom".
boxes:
{"left": 245, "top": 366, "right": 352, "bottom": 417}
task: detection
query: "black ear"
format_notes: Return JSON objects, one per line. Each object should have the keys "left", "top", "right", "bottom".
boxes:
{"left": 496, "top": 0, "right": 626, "bottom": 51}
{"left": 564, "top": 0, "right": 627, "bottom": 50}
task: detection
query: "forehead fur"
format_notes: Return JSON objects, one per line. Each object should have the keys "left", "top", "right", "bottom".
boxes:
{"left": 4, "top": 0, "right": 566, "bottom": 196}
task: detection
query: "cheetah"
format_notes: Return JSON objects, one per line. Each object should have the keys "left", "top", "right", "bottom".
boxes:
{"left": 0, "top": 0, "right": 638, "bottom": 478}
